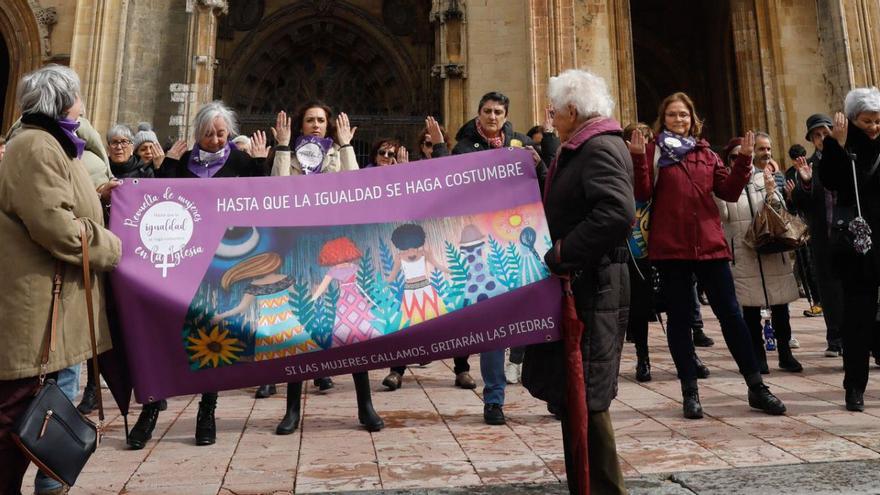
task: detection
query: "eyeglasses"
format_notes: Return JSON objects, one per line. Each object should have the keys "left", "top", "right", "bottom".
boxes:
{"left": 377, "top": 150, "right": 396, "bottom": 158}
{"left": 110, "top": 140, "right": 132, "bottom": 149}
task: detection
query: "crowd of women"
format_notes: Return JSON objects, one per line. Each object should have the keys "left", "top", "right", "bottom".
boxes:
{"left": 1, "top": 63, "right": 878, "bottom": 495}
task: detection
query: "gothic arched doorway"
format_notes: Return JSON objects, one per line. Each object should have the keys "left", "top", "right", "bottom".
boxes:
{"left": 215, "top": 1, "right": 438, "bottom": 165}
{"left": 630, "top": 0, "right": 742, "bottom": 147}
{"left": 0, "top": 0, "right": 42, "bottom": 134}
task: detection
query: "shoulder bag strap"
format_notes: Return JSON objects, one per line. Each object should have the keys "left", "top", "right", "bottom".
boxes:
{"left": 851, "top": 157, "right": 864, "bottom": 219}
{"left": 38, "top": 261, "right": 65, "bottom": 385}
{"left": 79, "top": 221, "right": 105, "bottom": 432}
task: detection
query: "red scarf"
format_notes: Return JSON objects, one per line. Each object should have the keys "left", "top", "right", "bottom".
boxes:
{"left": 476, "top": 119, "right": 505, "bottom": 148}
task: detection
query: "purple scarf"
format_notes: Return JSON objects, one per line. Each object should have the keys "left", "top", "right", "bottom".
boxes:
{"left": 656, "top": 130, "right": 697, "bottom": 168}
{"left": 57, "top": 118, "right": 86, "bottom": 159}
{"left": 187, "top": 142, "right": 233, "bottom": 178}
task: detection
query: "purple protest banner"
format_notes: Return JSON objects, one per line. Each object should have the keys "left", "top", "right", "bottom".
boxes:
{"left": 110, "top": 148, "right": 561, "bottom": 403}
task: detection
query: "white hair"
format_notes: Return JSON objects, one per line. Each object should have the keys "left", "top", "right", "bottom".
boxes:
{"left": 106, "top": 124, "right": 133, "bottom": 143}
{"left": 548, "top": 69, "right": 614, "bottom": 119}
{"left": 17, "top": 64, "right": 81, "bottom": 119}
{"left": 844, "top": 87, "right": 880, "bottom": 121}
{"left": 193, "top": 101, "right": 238, "bottom": 141}
{"left": 231, "top": 135, "right": 251, "bottom": 146}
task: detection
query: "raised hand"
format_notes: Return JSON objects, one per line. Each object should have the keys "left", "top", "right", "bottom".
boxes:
{"left": 396, "top": 146, "right": 409, "bottom": 164}
{"left": 150, "top": 142, "right": 166, "bottom": 169}
{"left": 763, "top": 166, "right": 776, "bottom": 192}
{"left": 795, "top": 156, "right": 813, "bottom": 183}
{"left": 832, "top": 112, "right": 848, "bottom": 147}
{"left": 627, "top": 129, "right": 646, "bottom": 155}
{"left": 96, "top": 179, "right": 122, "bottom": 205}
{"left": 543, "top": 104, "right": 555, "bottom": 133}
{"left": 784, "top": 179, "right": 795, "bottom": 201}
{"left": 740, "top": 130, "right": 755, "bottom": 157}
{"left": 251, "top": 130, "right": 268, "bottom": 158}
{"left": 336, "top": 112, "right": 357, "bottom": 145}
{"left": 166, "top": 139, "right": 187, "bottom": 160}
{"left": 272, "top": 111, "right": 292, "bottom": 147}
{"left": 425, "top": 116, "right": 444, "bottom": 144}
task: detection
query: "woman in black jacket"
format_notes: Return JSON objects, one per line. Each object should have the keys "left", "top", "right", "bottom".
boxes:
{"left": 536, "top": 69, "right": 634, "bottom": 495}
{"left": 818, "top": 87, "right": 880, "bottom": 412}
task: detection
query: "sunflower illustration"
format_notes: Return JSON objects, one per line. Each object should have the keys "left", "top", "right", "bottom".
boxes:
{"left": 186, "top": 325, "right": 244, "bottom": 368}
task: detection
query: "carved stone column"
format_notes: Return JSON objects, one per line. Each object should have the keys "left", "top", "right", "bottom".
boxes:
{"left": 839, "top": 0, "right": 880, "bottom": 88}
{"left": 730, "top": 0, "right": 767, "bottom": 135}
{"left": 431, "top": 0, "right": 468, "bottom": 141}
{"left": 69, "top": 0, "right": 129, "bottom": 134}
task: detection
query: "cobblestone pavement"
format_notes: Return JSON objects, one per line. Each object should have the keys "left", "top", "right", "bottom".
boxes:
{"left": 23, "top": 300, "right": 880, "bottom": 494}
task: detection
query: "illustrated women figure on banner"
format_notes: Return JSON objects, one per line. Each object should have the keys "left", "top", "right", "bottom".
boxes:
{"left": 212, "top": 253, "right": 320, "bottom": 360}
{"left": 458, "top": 224, "right": 506, "bottom": 305}
{"left": 519, "top": 226, "right": 548, "bottom": 286}
{"left": 387, "top": 224, "right": 450, "bottom": 327}
{"left": 313, "top": 237, "right": 383, "bottom": 347}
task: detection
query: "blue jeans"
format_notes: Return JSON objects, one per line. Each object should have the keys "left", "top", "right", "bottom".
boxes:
{"left": 480, "top": 349, "right": 506, "bottom": 405}
{"left": 34, "top": 363, "right": 80, "bottom": 493}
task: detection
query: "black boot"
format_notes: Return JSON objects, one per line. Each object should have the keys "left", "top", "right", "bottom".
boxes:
{"left": 636, "top": 354, "right": 651, "bottom": 382}
{"left": 314, "top": 377, "right": 334, "bottom": 391}
{"left": 746, "top": 374, "right": 786, "bottom": 415}
{"left": 128, "top": 401, "right": 161, "bottom": 450}
{"left": 694, "top": 353, "right": 710, "bottom": 379}
{"left": 255, "top": 384, "right": 277, "bottom": 399}
{"left": 158, "top": 399, "right": 168, "bottom": 411}
{"left": 692, "top": 327, "right": 715, "bottom": 347}
{"left": 681, "top": 380, "right": 703, "bottom": 419}
{"left": 777, "top": 344, "right": 803, "bottom": 372}
{"left": 276, "top": 382, "right": 302, "bottom": 434}
{"left": 353, "top": 372, "right": 384, "bottom": 432}
{"left": 195, "top": 393, "right": 217, "bottom": 446}
{"left": 845, "top": 388, "right": 865, "bottom": 412}
{"left": 76, "top": 382, "right": 98, "bottom": 414}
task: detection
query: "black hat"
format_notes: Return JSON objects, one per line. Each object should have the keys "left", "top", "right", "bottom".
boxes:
{"left": 805, "top": 113, "right": 832, "bottom": 141}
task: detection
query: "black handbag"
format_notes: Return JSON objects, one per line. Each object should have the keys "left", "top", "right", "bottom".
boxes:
{"left": 11, "top": 222, "right": 105, "bottom": 487}
{"left": 830, "top": 155, "right": 878, "bottom": 256}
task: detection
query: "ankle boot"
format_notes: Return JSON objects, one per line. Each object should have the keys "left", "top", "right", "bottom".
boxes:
{"left": 692, "top": 327, "right": 715, "bottom": 347}
{"left": 157, "top": 399, "right": 168, "bottom": 411}
{"left": 681, "top": 380, "right": 703, "bottom": 419}
{"left": 128, "top": 401, "right": 161, "bottom": 450}
{"left": 845, "top": 388, "right": 865, "bottom": 412}
{"left": 255, "top": 384, "right": 277, "bottom": 399}
{"left": 276, "top": 382, "right": 302, "bottom": 435}
{"left": 777, "top": 344, "right": 803, "bottom": 372}
{"left": 352, "top": 372, "right": 384, "bottom": 432}
{"left": 195, "top": 393, "right": 217, "bottom": 445}
{"left": 745, "top": 374, "right": 786, "bottom": 415}
{"left": 694, "top": 353, "right": 710, "bottom": 379}
{"left": 314, "top": 377, "right": 334, "bottom": 391}
{"left": 636, "top": 354, "right": 652, "bottom": 382}
{"left": 76, "top": 382, "right": 98, "bottom": 414}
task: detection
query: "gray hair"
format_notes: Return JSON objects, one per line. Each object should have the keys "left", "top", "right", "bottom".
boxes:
{"left": 193, "top": 101, "right": 238, "bottom": 141}
{"left": 844, "top": 87, "right": 880, "bottom": 121}
{"left": 548, "top": 69, "right": 614, "bottom": 119}
{"left": 231, "top": 135, "right": 251, "bottom": 147}
{"left": 106, "top": 124, "right": 133, "bottom": 143}
{"left": 754, "top": 131, "right": 772, "bottom": 143}
{"left": 17, "top": 64, "right": 81, "bottom": 119}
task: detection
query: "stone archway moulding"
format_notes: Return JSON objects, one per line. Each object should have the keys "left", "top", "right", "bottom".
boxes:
{"left": 0, "top": 0, "right": 44, "bottom": 132}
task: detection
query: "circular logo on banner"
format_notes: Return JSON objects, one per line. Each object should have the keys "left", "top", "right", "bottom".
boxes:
{"left": 139, "top": 201, "right": 194, "bottom": 256}
{"left": 296, "top": 142, "right": 325, "bottom": 174}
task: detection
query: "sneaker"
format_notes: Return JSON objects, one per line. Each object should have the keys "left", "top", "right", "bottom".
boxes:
{"left": 803, "top": 305, "right": 824, "bottom": 317}
{"left": 788, "top": 338, "right": 800, "bottom": 349}
{"left": 504, "top": 361, "right": 520, "bottom": 384}
{"left": 483, "top": 403, "right": 506, "bottom": 425}
{"left": 825, "top": 342, "right": 843, "bottom": 357}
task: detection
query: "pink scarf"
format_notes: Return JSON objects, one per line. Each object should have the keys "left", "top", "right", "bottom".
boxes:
{"left": 476, "top": 119, "right": 505, "bottom": 148}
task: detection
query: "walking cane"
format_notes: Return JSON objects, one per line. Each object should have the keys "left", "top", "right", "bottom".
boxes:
{"left": 744, "top": 182, "right": 777, "bottom": 351}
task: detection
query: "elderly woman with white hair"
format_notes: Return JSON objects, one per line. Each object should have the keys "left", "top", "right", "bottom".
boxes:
{"left": 819, "top": 86, "right": 880, "bottom": 412}
{"left": 524, "top": 68, "right": 633, "bottom": 495}
{"left": 159, "top": 100, "right": 267, "bottom": 178}
{"left": 0, "top": 64, "right": 121, "bottom": 494}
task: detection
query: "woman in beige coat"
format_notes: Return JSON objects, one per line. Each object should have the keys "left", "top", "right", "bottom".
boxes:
{"left": 270, "top": 100, "right": 359, "bottom": 175}
{"left": 717, "top": 138, "right": 802, "bottom": 374}
{"left": 0, "top": 64, "right": 121, "bottom": 494}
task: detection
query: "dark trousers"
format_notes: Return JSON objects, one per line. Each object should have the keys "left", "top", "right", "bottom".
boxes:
{"left": 453, "top": 356, "right": 470, "bottom": 374}
{"left": 656, "top": 260, "right": 758, "bottom": 380}
{"left": 628, "top": 258, "right": 653, "bottom": 359}
{"left": 561, "top": 410, "right": 626, "bottom": 495}
{"left": 811, "top": 242, "right": 843, "bottom": 343}
{"left": 841, "top": 284, "right": 879, "bottom": 392}
{"left": 0, "top": 376, "right": 42, "bottom": 495}
{"left": 743, "top": 304, "right": 793, "bottom": 348}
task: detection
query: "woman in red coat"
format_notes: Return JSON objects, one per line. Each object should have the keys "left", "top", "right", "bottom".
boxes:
{"left": 628, "top": 92, "right": 786, "bottom": 419}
